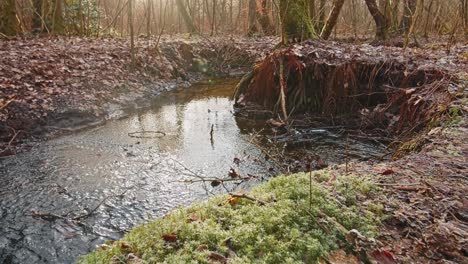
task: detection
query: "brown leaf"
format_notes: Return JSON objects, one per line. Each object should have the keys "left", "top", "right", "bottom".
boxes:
{"left": 319, "top": 250, "right": 359, "bottom": 264}
{"left": 371, "top": 249, "right": 396, "bottom": 264}
{"left": 162, "top": 234, "right": 177, "bottom": 243}
{"left": 208, "top": 251, "right": 227, "bottom": 263}
{"left": 211, "top": 180, "right": 222, "bottom": 187}
{"left": 196, "top": 244, "right": 208, "bottom": 252}
{"left": 188, "top": 213, "right": 199, "bottom": 222}
{"left": 381, "top": 169, "right": 395, "bottom": 175}
{"left": 228, "top": 168, "right": 240, "bottom": 178}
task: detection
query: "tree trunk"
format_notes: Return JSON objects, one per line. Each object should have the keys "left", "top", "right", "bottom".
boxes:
{"left": 0, "top": 0, "right": 17, "bottom": 36}
{"left": 147, "top": 0, "right": 152, "bottom": 36}
{"left": 129, "top": 0, "right": 135, "bottom": 68}
{"left": 399, "top": 0, "right": 417, "bottom": 34}
{"left": 462, "top": 0, "right": 468, "bottom": 35}
{"left": 247, "top": 0, "right": 257, "bottom": 36}
{"left": 280, "top": 0, "right": 316, "bottom": 44}
{"left": 317, "top": 0, "right": 326, "bottom": 31}
{"left": 365, "top": 0, "right": 389, "bottom": 40}
{"left": 321, "top": 0, "right": 345, "bottom": 40}
{"left": 52, "top": 0, "right": 65, "bottom": 34}
{"left": 309, "top": 0, "right": 316, "bottom": 24}
{"left": 210, "top": 0, "right": 216, "bottom": 36}
{"left": 257, "top": 0, "right": 274, "bottom": 35}
{"left": 32, "top": 0, "right": 43, "bottom": 33}
{"left": 176, "top": 0, "right": 198, "bottom": 33}
{"left": 390, "top": 0, "right": 401, "bottom": 30}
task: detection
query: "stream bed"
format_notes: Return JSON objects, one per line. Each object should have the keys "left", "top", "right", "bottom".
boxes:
{"left": 0, "top": 79, "right": 386, "bottom": 263}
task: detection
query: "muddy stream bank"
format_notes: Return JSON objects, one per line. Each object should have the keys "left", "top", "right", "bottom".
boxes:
{"left": 0, "top": 79, "right": 386, "bottom": 263}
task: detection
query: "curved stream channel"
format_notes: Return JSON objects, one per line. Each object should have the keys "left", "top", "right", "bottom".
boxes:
{"left": 0, "top": 79, "right": 386, "bottom": 263}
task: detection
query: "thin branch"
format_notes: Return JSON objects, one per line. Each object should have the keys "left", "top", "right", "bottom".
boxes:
{"left": 228, "top": 192, "right": 268, "bottom": 205}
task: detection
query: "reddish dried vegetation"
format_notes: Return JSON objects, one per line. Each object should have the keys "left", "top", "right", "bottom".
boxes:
{"left": 236, "top": 40, "right": 465, "bottom": 136}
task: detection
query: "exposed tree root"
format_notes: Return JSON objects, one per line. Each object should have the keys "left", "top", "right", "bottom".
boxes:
{"left": 235, "top": 40, "right": 461, "bottom": 140}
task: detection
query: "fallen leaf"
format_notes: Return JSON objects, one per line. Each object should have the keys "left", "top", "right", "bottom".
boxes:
{"left": 196, "top": 244, "right": 208, "bottom": 251}
{"left": 211, "top": 180, "right": 222, "bottom": 187}
{"left": 208, "top": 251, "right": 227, "bottom": 263}
{"left": 162, "top": 234, "right": 177, "bottom": 243}
{"left": 188, "top": 213, "right": 199, "bottom": 222}
{"left": 371, "top": 249, "right": 396, "bottom": 264}
{"left": 227, "top": 196, "right": 240, "bottom": 206}
{"left": 228, "top": 168, "right": 240, "bottom": 178}
{"left": 381, "top": 169, "right": 395, "bottom": 175}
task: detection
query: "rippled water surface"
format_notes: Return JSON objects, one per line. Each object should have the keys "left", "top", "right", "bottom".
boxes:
{"left": 0, "top": 79, "right": 385, "bottom": 263}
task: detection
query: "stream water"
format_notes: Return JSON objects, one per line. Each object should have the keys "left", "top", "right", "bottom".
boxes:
{"left": 0, "top": 79, "right": 386, "bottom": 263}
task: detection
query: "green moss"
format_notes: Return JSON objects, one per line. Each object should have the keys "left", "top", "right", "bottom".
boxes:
{"left": 279, "top": 0, "right": 317, "bottom": 43}
{"left": 79, "top": 171, "right": 383, "bottom": 264}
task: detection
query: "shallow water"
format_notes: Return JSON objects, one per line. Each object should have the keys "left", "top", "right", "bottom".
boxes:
{"left": 0, "top": 79, "right": 385, "bottom": 263}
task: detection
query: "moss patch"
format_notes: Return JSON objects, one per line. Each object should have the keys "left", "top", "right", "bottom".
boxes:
{"left": 79, "top": 172, "right": 382, "bottom": 263}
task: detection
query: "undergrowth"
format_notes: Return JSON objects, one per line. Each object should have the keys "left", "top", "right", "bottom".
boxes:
{"left": 79, "top": 171, "right": 383, "bottom": 264}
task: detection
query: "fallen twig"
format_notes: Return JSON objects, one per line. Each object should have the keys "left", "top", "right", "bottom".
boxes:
{"left": 128, "top": 131, "right": 166, "bottom": 138}
{"left": 0, "top": 96, "right": 15, "bottom": 110}
{"left": 228, "top": 192, "right": 268, "bottom": 206}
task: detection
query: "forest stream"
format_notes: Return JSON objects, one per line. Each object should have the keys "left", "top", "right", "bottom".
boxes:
{"left": 0, "top": 79, "right": 387, "bottom": 263}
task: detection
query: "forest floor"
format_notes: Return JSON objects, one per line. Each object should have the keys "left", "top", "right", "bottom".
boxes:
{"left": 0, "top": 35, "right": 276, "bottom": 156}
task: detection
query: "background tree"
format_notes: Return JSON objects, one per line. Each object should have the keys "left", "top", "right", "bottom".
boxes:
{"left": 32, "top": 0, "right": 43, "bottom": 33}
{"left": 257, "top": 0, "right": 274, "bottom": 35}
{"left": 0, "top": 0, "right": 18, "bottom": 36}
{"left": 280, "top": 0, "right": 316, "bottom": 44}
{"left": 52, "top": 0, "right": 65, "bottom": 34}
{"left": 321, "top": 0, "right": 346, "bottom": 40}
{"left": 247, "top": 0, "right": 257, "bottom": 36}
{"left": 365, "top": 0, "right": 389, "bottom": 40}
{"left": 176, "top": 0, "right": 198, "bottom": 33}
{"left": 399, "top": 0, "right": 417, "bottom": 34}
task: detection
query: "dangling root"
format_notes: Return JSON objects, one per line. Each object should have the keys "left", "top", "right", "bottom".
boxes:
{"left": 235, "top": 40, "right": 456, "bottom": 138}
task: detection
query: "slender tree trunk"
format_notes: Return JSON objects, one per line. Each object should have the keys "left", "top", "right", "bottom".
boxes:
{"left": 390, "top": 0, "right": 401, "bottom": 30}
{"left": 147, "top": 0, "right": 152, "bottom": 36}
{"left": 257, "top": 0, "right": 274, "bottom": 35}
{"left": 176, "top": 0, "right": 198, "bottom": 33}
{"left": 129, "top": 0, "right": 135, "bottom": 68}
{"left": 365, "top": 0, "right": 389, "bottom": 40}
{"left": 247, "top": 0, "right": 257, "bottom": 36}
{"left": 52, "top": 0, "right": 65, "bottom": 34}
{"left": 321, "top": 0, "right": 345, "bottom": 40}
{"left": 210, "top": 0, "right": 216, "bottom": 35}
{"left": 462, "top": 0, "right": 468, "bottom": 35}
{"left": 317, "top": 0, "right": 326, "bottom": 31}
{"left": 32, "top": 0, "right": 43, "bottom": 33}
{"left": 399, "top": 0, "right": 417, "bottom": 34}
{"left": 309, "top": 0, "right": 316, "bottom": 26}
{"left": 280, "top": 0, "right": 316, "bottom": 44}
{"left": 0, "top": 0, "right": 17, "bottom": 36}
{"left": 423, "top": 0, "right": 433, "bottom": 37}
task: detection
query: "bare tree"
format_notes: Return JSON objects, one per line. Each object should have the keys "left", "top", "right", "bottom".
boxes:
{"left": 321, "top": 0, "right": 346, "bottom": 40}
{"left": 365, "top": 0, "right": 389, "bottom": 40}
{"left": 129, "top": 0, "right": 135, "bottom": 68}
{"left": 176, "top": 0, "right": 199, "bottom": 33}
{"left": 399, "top": 0, "right": 417, "bottom": 34}
{"left": 0, "top": 0, "right": 18, "bottom": 36}
{"left": 247, "top": 0, "right": 257, "bottom": 36}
